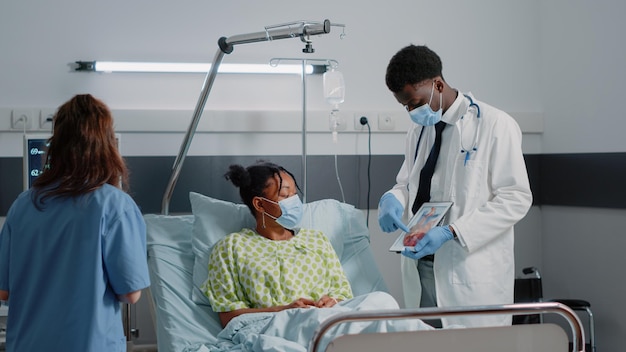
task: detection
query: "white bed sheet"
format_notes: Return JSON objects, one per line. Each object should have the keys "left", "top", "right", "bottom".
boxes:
{"left": 145, "top": 196, "right": 389, "bottom": 352}
{"left": 146, "top": 214, "right": 221, "bottom": 351}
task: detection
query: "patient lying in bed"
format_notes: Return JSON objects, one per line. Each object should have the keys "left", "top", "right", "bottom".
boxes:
{"left": 199, "top": 161, "right": 432, "bottom": 352}
{"left": 202, "top": 226, "right": 354, "bottom": 324}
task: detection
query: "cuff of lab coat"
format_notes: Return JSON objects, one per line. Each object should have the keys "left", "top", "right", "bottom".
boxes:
{"left": 449, "top": 224, "right": 466, "bottom": 248}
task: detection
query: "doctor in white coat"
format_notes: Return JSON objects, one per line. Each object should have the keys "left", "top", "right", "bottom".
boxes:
{"left": 378, "top": 45, "right": 532, "bottom": 328}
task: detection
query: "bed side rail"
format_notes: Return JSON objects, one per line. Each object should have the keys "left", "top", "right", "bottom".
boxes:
{"left": 309, "top": 302, "right": 585, "bottom": 352}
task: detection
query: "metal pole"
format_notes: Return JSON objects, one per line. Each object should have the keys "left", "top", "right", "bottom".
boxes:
{"left": 123, "top": 303, "right": 131, "bottom": 340}
{"left": 161, "top": 49, "right": 225, "bottom": 215}
{"left": 301, "top": 60, "right": 307, "bottom": 202}
{"left": 268, "top": 57, "right": 338, "bottom": 202}
{"left": 223, "top": 20, "right": 330, "bottom": 47}
{"left": 308, "top": 302, "right": 586, "bottom": 352}
{"left": 160, "top": 20, "right": 333, "bottom": 214}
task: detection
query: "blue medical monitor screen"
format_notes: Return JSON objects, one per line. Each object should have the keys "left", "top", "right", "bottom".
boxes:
{"left": 24, "top": 135, "right": 50, "bottom": 190}
{"left": 23, "top": 134, "right": 121, "bottom": 190}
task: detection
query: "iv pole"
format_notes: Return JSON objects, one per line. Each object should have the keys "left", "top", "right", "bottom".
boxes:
{"left": 268, "top": 58, "right": 340, "bottom": 203}
{"left": 160, "top": 19, "right": 339, "bottom": 215}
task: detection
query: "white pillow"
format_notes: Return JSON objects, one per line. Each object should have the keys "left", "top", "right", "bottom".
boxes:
{"left": 144, "top": 213, "right": 194, "bottom": 249}
{"left": 189, "top": 192, "right": 351, "bottom": 305}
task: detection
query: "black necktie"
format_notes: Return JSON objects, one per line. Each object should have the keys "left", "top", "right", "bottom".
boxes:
{"left": 412, "top": 121, "right": 446, "bottom": 214}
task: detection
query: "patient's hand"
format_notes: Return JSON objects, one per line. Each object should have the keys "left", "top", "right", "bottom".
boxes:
{"left": 220, "top": 299, "right": 317, "bottom": 326}
{"left": 285, "top": 298, "right": 317, "bottom": 309}
{"left": 315, "top": 295, "right": 338, "bottom": 308}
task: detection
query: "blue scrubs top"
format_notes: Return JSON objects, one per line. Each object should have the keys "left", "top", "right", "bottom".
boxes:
{"left": 0, "top": 184, "right": 150, "bottom": 352}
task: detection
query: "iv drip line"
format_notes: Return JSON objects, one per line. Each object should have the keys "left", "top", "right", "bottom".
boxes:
{"left": 334, "top": 154, "right": 346, "bottom": 203}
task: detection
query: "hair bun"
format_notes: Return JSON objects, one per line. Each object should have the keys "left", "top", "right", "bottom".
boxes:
{"left": 224, "top": 164, "right": 250, "bottom": 188}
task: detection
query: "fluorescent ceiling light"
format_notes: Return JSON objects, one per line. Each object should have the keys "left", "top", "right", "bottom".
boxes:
{"left": 75, "top": 61, "right": 323, "bottom": 74}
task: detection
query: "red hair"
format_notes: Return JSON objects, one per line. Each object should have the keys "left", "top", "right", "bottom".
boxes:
{"left": 32, "top": 94, "right": 129, "bottom": 206}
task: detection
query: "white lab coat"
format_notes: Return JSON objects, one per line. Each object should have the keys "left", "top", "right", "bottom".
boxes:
{"left": 384, "top": 92, "right": 533, "bottom": 328}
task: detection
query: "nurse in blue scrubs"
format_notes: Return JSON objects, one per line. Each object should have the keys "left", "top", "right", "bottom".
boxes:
{"left": 0, "top": 94, "right": 150, "bottom": 352}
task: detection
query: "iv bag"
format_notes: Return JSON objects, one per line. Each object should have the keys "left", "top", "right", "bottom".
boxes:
{"left": 323, "top": 69, "right": 345, "bottom": 107}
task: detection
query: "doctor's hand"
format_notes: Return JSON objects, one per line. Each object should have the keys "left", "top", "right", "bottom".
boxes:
{"left": 402, "top": 226, "right": 454, "bottom": 260}
{"left": 378, "top": 193, "right": 410, "bottom": 233}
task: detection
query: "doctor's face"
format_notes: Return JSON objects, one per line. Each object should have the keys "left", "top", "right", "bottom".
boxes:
{"left": 394, "top": 79, "right": 441, "bottom": 112}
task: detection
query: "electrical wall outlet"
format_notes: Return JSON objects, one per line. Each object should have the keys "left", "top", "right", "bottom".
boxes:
{"left": 39, "top": 109, "right": 55, "bottom": 130}
{"left": 11, "top": 109, "right": 33, "bottom": 130}
{"left": 353, "top": 113, "right": 371, "bottom": 131}
{"left": 378, "top": 114, "right": 395, "bottom": 130}
{"left": 328, "top": 112, "right": 347, "bottom": 131}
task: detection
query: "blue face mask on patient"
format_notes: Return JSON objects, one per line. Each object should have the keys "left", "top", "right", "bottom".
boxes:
{"left": 262, "top": 195, "right": 303, "bottom": 229}
{"left": 408, "top": 82, "right": 442, "bottom": 126}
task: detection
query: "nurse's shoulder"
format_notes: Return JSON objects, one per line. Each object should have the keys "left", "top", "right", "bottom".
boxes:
{"left": 91, "top": 183, "right": 142, "bottom": 214}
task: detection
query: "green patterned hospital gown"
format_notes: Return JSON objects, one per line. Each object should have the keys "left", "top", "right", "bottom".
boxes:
{"left": 202, "top": 228, "right": 353, "bottom": 312}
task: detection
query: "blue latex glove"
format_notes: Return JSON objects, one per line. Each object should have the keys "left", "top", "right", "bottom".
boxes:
{"left": 402, "top": 226, "right": 454, "bottom": 260}
{"left": 378, "top": 193, "right": 410, "bottom": 233}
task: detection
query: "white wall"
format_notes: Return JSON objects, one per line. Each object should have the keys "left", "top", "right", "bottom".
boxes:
{"left": 537, "top": 2, "right": 626, "bottom": 351}
{"left": 0, "top": 0, "right": 544, "bottom": 156}
{"left": 0, "top": 1, "right": 542, "bottom": 113}
{"left": 540, "top": 0, "right": 626, "bottom": 153}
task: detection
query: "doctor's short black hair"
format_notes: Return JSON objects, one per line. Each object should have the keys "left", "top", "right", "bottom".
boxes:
{"left": 385, "top": 44, "right": 443, "bottom": 93}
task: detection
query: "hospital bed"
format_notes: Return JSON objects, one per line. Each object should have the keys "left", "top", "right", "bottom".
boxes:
{"left": 144, "top": 193, "right": 586, "bottom": 352}
{"left": 145, "top": 194, "right": 388, "bottom": 351}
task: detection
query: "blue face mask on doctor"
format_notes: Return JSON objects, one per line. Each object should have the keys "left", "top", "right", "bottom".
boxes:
{"left": 261, "top": 194, "right": 303, "bottom": 229}
{"left": 407, "top": 81, "right": 442, "bottom": 126}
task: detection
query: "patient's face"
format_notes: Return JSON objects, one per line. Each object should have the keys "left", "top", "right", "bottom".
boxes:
{"left": 257, "top": 171, "right": 297, "bottom": 219}
{"left": 264, "top": 171, "right": 297, "bottom": 202}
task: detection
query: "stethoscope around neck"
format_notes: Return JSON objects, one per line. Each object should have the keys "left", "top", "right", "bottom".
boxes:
{"left": 460, "top": 94, "right": 481, "bottom": 165}
{"left": 414, "top": 94, "right": 481, "bottom": 166}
